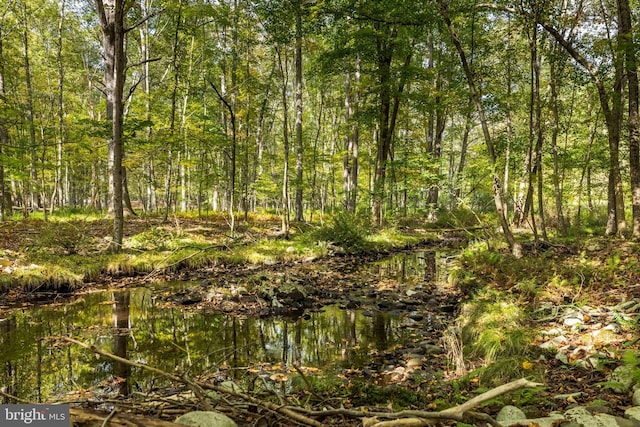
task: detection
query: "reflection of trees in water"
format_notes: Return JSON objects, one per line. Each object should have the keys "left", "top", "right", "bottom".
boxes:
{"left": 1, "top": 316, "right": 16, "bottom": 402}
{"left": 370, "top": 251, "right": 439, "bottom": 285}
{"left": 112, "top": 291, "right": 131, "bottom": 396}
{"left": 372, "top": 311, "right": 388, "bottom": 350}
{"left": 423, "top": 251, "right": 436, "bottom": 282}
{"left": 0, "top": 286, "right": 413, "bottom": 401}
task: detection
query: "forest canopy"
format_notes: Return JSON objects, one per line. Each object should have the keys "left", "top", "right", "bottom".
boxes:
{"left": 0, "top": 0, "right": 637, "bottom": 250}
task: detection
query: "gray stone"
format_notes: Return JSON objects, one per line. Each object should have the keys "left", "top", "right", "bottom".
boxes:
{"left": 497, "top": 414, "right": 564, "bottom": 427}
{"left": 586, "top": 405, "right": 612, "bottom": 415}
{"left": 596, "top": 413, "right": 640, "bottom": 427}
{"left": 419, "top": 342, "right": 443, "bottom": 355}
{"left": 609, "top": 365, "right": 637, "bottom": 394}
{"left": 633, "top": 389, "right": 640, "bottom": 406}
{"left": 564, "top": 310, "right": 585, "bottom": 327}
{"left": 564, "top": 406, "right": 606, "bottom": 427}
{"left": 626, "top": 407, "right": 640, "bottom": 423}
{"left": 175, "top": 411, "right": 238, "bottom": 427}
{"left": 556, "top": 352, "right": 569, "bottom": 364}
{"left": 496, "top": 405, "right": 527, "bottom": 422}
{"left": 540, "top": 335, "right": 569, "bottom": 349}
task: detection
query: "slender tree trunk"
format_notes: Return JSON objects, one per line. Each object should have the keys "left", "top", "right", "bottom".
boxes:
{"left": 577, "top": 109, "right": 599, "bottom": 228}
{"left": 21, "top": 3, "right": 39, "bottom": 215}
{"left": 372, "top": 24, "right": 395, "bottom": 226}
{"left": 163, "top": 0, "right": 182, "bottom": 222}
{"left": 311, "top": 91, "right": 324, "bottom": 222}
{"left": 343, "top": 71, "right": 353, "bottom": 211}
{"left": 277, "top": 47, "right": 290, "bottom": 236}
{"left": 294, "top": 7, "right": 304, "bottom": 222}
{"left": 618, "top": 0, "right": 640, "bottom": 238}
{"left": 54, "top": 0, "right": 66, "bottom": 212}
{"left": 539, "top": 17, "right": 626, "bottom": 236}
{"left": 0, "top": 19, "right": 7, "bottom": 220}
{"left": 529, "top": 17, "right": 547, "bottom": 240}
{"left": 343, "top": 57, "right": 360, "bottom": 213}
{"left": 549, "top": 54, "right": 567, "bottom": 236}
{"left": 440, "top": 1, "right": 521, "bottom": 256}
{"left": 453, "top": 105, "right": 472, "bottom": 204}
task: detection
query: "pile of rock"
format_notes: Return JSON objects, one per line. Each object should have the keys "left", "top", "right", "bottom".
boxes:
{"left": 496, "top": 404, "right": 640, "bottom": 427}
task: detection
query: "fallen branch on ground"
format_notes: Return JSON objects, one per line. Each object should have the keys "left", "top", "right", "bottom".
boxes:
{"left": 61, "top": 336, "right": 543, "bottom": 427}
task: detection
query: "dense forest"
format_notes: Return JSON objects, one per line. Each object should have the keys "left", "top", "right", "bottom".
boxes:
{"left": 6, "top": 2, "right": 640, "bottom": 425}
{"left": 1, "top": 0, "right": 638, "bottom": 250}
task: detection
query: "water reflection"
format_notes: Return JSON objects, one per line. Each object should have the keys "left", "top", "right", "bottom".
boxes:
{"left": 0, "top": 289, "right": 409, "bottom": 402}
{"left": 0, "top": 250, "right": 449, "bottom": 402}
{"left": 112, "top": 292, "right": 130, "bottom": 396}
{"left": 369, "top": 250, "right": 448, "bottom": 286}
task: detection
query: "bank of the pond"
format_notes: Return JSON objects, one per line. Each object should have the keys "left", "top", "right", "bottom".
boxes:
{"left": 0, "top": 215, "right": 460, "bottom": 306}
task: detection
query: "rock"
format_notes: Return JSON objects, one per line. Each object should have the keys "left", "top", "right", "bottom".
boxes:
{"left": 563, "top": 310, "right": 585, "bottom": 327}
{"left": 556, "top": 352, "right": 569, "bottom": 365}
{"left": 175, "top": 411, "right": 237, "bottom": 427}
{"left": 539, "top": 335, "right": 569, "bottom": 349}
{"left": 595, "top": 413, "right": 640, "bottom": 427}
{"left": 626, "top": 407, "right": 640, "bottom": 422}
{"left": 590, "top": 328, "right": 618, "bottom": 345}
{"left": 608, "top": 365, "right": 637, "bottom": 394}
{"left": 585, "top": 404, "right": 612, "bottom": 415}
{"left": 564, "top": 406, "right": 605, "bottom": 427}
{"left": 276, "top": 283, "right": 307, "bottom": 302}
{"left": 405, "top": 356, "right": 423, "bottom": 370}
{"left": 497, "top": 415, "right": 564, "bottom": 427}
{"left": 419, "top": 342, "right": 443, "bottom": 355}
{"left": 408, "top": 311, "right": 424, "bottom": 321}
{"left": 496, "top": 405, "right": 526, "bottom": 422}
{"left": 634, "top": 389, "right": 640, "bottom": 406}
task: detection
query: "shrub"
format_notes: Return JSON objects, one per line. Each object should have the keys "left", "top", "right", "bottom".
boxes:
{"left": 310, "top": 210, "right": 371, "bottom": 253}
{"left": 31, "top": 221, "right": 96, "bottom": 255}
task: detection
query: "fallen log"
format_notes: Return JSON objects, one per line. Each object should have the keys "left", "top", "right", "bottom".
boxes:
{"left": 71, "top": 408, "right": 183, "bottom": 427}
{"left": 61, "top": 336, "right": 543, "bottom": 427}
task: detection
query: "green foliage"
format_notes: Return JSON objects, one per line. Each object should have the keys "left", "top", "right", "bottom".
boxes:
{"left": 430, "top": 207, "right": 483, "bottom": 229}
{"left": 309, "top": 210, "right": 371, "bottom": 253}
{"left": 127, "top": 228, "right": 179, "bottom": 251}
{"left": 29, "top": 221, "right": 97, "bottom": 256}
{"left": 622, "top": 351, "right": 640, "bottom": 385}
{"left": 459, "top": 290, "right": 532, "bottom": 363}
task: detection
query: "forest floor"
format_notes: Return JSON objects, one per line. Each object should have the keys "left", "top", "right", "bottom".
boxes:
{"left": 0, "top": 214, "right": 639, "bottom": 425}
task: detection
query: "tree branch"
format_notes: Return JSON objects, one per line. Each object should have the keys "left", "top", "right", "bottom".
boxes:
{"left": 126, "top": 57, "right": 161, "bottom": 71}
{"left": 125, "top": 7, "right": 165, "bottom": 33}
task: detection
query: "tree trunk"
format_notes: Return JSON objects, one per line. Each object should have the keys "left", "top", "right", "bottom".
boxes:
{"left": 372, "top": 24, "right": 395, "bottom": 226}
{"left": 277, "top": 47, "right": 290, "bottom": 236}
{"left": 538, "top": 17, "right": 626, "bottom": 236}
{"left": 343, "top": 57, "right": 360, "bottom": 213}
{"left": 453, "top": 102, "right": 472, "bottom": 205}
{"left": 530, "top": 17, "right": 547, "bottom": 240}
{"left": 0, "top": 19, "right": 7, "bottom": 221}
{"left": 440, "top": 1, "right": 521, "bottom": 257}
{"left": 549, "top": 51, "right": 567, "bottom": 236}
{"left": 294, "top": 7, "right": 304, "bottom": 222}
{"left": 95, "top": 0, "right": 127, "bottom": 251}
{"left": 54, "top": 0, "right": 66, "bottom": 211}
{"left": 618, "top": 0, "right": 640, "bottom": 238}
{"left": 163, "top": 0, "right": 183, "bottom": 222}
{"left": 21, "top": 3, "right": 39, "bottom": 215}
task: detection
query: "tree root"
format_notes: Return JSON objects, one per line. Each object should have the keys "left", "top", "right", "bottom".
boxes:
{"left": 61, "top": 336, "right": 543, "bottom": 427}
